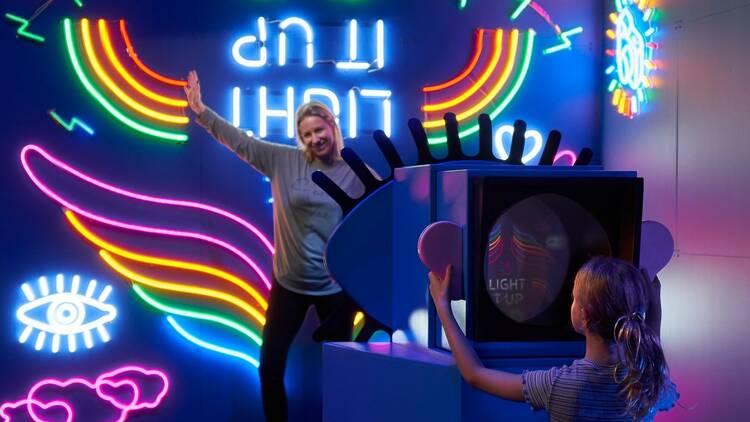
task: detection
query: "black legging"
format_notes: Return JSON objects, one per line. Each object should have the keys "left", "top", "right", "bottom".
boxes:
{"left": 259, "top": 278, "right": 385, "bottom": 421}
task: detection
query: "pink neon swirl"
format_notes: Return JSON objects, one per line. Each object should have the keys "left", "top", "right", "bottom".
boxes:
{"left": 20, "top": 144, "right": 272, "bottom": 290}
{"left": 3, "top": 365, "right": 170, "bottom": 422}
{"left": 553, "top": 149, "right": 577, "bottom": 166}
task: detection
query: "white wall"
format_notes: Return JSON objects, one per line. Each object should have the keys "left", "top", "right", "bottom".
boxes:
{"left": 602, "top": 1, "right": 750, "bottom": 420}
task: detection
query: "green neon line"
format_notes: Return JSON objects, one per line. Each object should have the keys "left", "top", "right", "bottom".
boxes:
{"left": 458, "top": 0, "right": 468, "bottom": 10}
{"left": 62, "top": 19, "right": 187, "bottom": 142}
{"left": 49, "top": 110, "right": 95, "bottom": 134}
{"left": 5, "top": 14, "right": 45, "bottom": 43}
{"left": 543, "top": 26, "right": 583, "bottom": 55}
{"left": 74, "top": 0, "right": 84, "bottom": 7}
{"left": 608, "top": 79, "right": 618, "bottom": 92}
{"left": 167, "top": 316, "right": 260, "bottom": 368}
{"left": 132, "top": 284, "right": 263, "bottom": 346}
{"left": 427, "top": 30, "right": 536, "bottom": 145}
{"left": 510, "top": 0, "right": 532, "bottom": 20}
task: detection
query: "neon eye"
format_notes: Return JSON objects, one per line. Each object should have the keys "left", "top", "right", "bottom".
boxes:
{"left": 16, "top": 274, "right": 118, "bottom": 353}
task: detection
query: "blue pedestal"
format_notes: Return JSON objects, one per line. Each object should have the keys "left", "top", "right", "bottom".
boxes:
{"left": 323, "top": 342, "right": 575, "bottom": 422}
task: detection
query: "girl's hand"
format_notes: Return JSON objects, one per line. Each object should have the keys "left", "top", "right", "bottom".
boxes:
{"left": 183, "top": 70, "right": 206, "bottom": 115}
{"left": 641, "top": 268, "right": 663, "bottom": 336}
{"left": 429, "top": 265, "right": 452, "bottom": 310}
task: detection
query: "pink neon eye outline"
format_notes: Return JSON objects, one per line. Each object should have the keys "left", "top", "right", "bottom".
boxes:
{"left": 20, "top": 144, "right": 273, "bottom": 290}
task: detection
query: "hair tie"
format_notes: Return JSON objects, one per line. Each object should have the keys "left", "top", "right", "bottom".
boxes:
{"left": 630, "top": 311, "right": 645, "bottom": 322}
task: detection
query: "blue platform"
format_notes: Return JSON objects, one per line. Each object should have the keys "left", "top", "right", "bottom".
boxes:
{"left": 323, "top": 342, "right": 577, "bottom": 422}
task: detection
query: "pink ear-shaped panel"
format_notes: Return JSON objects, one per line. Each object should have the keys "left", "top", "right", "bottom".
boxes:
{"left": 418, "top": 221, "right": 463, "bottom": 300}
{"left": 639, "top": 220, "right": 675, "bottom": 279}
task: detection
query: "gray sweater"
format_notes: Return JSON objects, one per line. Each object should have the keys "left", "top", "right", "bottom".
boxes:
{"left": 197, "top": 107, "right": 363, "bottom": 295}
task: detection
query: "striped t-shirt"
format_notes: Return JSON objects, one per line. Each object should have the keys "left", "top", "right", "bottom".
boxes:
{"left": 522, "top": 359, "right": 678, "bottom": 421}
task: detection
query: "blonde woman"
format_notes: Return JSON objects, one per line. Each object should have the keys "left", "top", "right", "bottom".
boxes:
{"left": 185, "top": 70, "right": 374, "bottom": 421}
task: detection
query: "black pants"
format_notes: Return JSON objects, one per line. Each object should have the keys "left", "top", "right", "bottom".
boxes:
{"left": 259, "top": 279, "right": 384, "bottom": 422}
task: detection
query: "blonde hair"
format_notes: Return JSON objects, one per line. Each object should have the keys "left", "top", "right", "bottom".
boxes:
{"left": 295, "top": 101, "right": 345, "bottom": 163}
{"left": 574, "top": 257, "right": 669, "bottom": 419}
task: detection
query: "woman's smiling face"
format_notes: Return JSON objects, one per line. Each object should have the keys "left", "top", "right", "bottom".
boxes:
{"left": 298, "top": 115, "right": 336, "bottom": 162}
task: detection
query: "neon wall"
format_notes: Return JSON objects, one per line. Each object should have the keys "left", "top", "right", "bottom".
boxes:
{"left": 602, "top": 1, "right": 750, "bottom": 420}
{"left": 2, "top": 0, "right": 602, "bottom": 420}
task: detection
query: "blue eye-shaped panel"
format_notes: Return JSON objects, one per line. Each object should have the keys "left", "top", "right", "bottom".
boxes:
{"left": 16, "top": 274, "right": 118, "bottom": 353}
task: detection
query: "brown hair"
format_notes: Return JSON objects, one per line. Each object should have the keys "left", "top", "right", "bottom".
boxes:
{"left": 574, "top": 257, "right": 669, "bottom": 419}
{"left": 294, "top": 101, "right": 344, "bottom": 163}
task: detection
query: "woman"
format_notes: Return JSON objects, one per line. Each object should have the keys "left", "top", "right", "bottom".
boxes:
{"left": 184, "top": 70, "right": 372, "bottom": 421}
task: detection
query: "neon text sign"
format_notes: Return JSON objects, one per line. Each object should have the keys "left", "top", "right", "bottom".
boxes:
{"left": 230, "top": 17, "right": 392, "bottom": 138}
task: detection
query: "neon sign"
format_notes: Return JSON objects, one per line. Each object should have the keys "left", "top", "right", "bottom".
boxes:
{"left": 17, "top": 274, "right": 116, "bottom": 353}
{"left": 606, "top": 0, "right": 658, "bottom": 118}
{"left": 230, "top": 17, "right": 391, "bottom": 138}
{"left": 63, "top": 18, "right": 188, "bottom": 142}
{"left": 0, "top": 365, "right": 169, "bottom": 422}
{"left": 421, "top": 28, "right": 535, "bottom": 145}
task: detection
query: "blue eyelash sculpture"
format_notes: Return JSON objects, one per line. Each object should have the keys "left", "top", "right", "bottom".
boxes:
{"left": 312, "top": 112, "right": 594, "bottom": 337}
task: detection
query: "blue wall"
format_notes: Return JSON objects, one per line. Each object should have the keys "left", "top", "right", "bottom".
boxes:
{"left": 1, "top": 0, "right": 601, "bottom": 420}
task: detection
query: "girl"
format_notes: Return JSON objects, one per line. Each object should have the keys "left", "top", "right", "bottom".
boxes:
{"left": 429, "top": 257, "right": 678, "bottom": 421}
{"left": 184, "top": 70, "right": 381, "bottom": 421}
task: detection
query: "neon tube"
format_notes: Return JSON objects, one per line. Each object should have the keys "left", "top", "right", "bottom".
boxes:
{"left": 0, "top": 366, "right": 169, "bottom": 422}
{"left": 510, "top": 0, "right": 532, "bottom": 20}
{"left": 20, "top": 144, "right": 273, "bottom": 288}
{"left": 66, "top": 211, "right": 268, "bottom": 310}
{"left": 133, "top": 285, "right": 262, "bottom": 346}
{"left": 231, "top": 17, "right": 268, "bottom": 68}
{"left": 424, "top": 29, "right": 520, "bottom": 130}
{"left": 427, "top": 29, "right": 535, "bottom": 144}
{"left": 422, "top": 29, "right": 484, "bottom": 93}
{"left": 278, "top": 17, "right": 314, "bottom": 68}
{"left": 119, "top": 20, "right": 186, "bottom": 87}
{"left": 63, "top": 19, "right": 186, "bottom": 142}
{"left": 348, "top": 89, "right": 357, "bottom": 138}
{"left": 360, "top": 89, "right": 392, "bottom": 137}
{"left": 48, "top": 110, "right": 95, "bottom": 135}
{"left": 80, "top": 19, "right": 188, "bottom": 125}
{"left": 167, "top": 316, "right": 260, "bottom": 368}
{"left": 4, "top": 13, "right": 45, "bottom": 43}
{"left": 100, "top": 250, "right": 266, "bottom": 327}
{"left": 98, "top": 20, "right": 187, "bottom": 108}
{"left": 422, "top": 30, "right": 503, "bottom": 112}
{"left": 376, "top": 20, "right": 384, "bottom": 69}
{"left": 303, "top": 88, "right": 341, "bottom": 123}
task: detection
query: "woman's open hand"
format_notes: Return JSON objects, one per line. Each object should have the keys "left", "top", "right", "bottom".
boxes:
{"left": 184, "top": 70, "right": 206, "bottom": 115}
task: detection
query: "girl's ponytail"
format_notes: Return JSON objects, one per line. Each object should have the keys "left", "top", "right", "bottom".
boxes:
{"left": 614, "top": 311, "right": 668, "bottom": 419}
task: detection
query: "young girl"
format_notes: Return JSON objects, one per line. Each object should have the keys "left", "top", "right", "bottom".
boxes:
{"left": 429, "top": 256, "right": 678, "bottom": 421}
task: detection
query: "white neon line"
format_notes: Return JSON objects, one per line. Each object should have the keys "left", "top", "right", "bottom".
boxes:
{"left": 21, "top": 283, "right": 35, "bottom": 301}
{"left": 34, "top": 331, "right": 46, "bottom": 351}
{"left": 19, "top": 326, "right": 33, "bottom": 344}
{"left": 99, "top": 285, "right": 112, "bottom": 302}
{"left": 85, "top": 279, "right": 97, "bottom": 297}
{"left": 83, "top": 330, "right": 94, "bottom": 349}
{"left": 97, "top": 325, "right": 111, "bottom": 343}
{"left": 71, "top": 275, "right": 80, "bottom": 294}
{"left": 51, "top": 334, "right": 61, "bottom": 353}
{"left": 68, "top": 333, "right": 77, "bottom": 352}
{"left": 38, "top": 276, "right": 49, "bottom": 297}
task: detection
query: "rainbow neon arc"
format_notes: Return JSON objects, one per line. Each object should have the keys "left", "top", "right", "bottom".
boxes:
{"left": 0, "top": 365, "right": 169, "bottom": 422}
{"left": 62, "top": 18, "right": 189, "bottom": 142}
{"left": 605, "top": 0, "right": 658, "bottom": 118}
{"left": 421, "top": 28, "right": 535, "bottom": 145}
{"left": 21, "top": 144, "right": 272, "bottom": 369}
{"left": 17, "top": 274, "right": 117, "bottom": 353}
